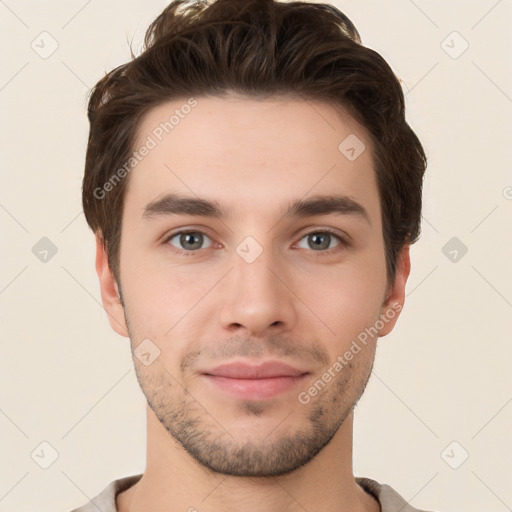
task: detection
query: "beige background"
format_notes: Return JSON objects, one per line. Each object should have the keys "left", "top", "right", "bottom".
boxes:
{"left": 1, "top": 0, "right": 511, "bottom": 511}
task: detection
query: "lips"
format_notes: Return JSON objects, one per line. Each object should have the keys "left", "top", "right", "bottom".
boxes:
{"left": 203, "top": 361, "right": 307, "bottom": 379}
{"left": 201, "top": 361, "right": 309, "bottom": 400}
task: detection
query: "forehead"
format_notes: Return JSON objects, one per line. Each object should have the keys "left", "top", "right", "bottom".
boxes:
{"left": 126, "top": 95, "right": 380, "bottom": 223}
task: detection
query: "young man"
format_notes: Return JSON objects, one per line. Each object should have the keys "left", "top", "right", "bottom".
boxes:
{"left": 74, "top": 0, "right": 432, "bottom": 510}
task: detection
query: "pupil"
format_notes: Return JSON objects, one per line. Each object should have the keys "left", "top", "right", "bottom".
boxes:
{"left": 310, "top": 233, "right": 329, "bottom": 250}
{"left": 182, "top": 232, "right": 202, "bottom": 250}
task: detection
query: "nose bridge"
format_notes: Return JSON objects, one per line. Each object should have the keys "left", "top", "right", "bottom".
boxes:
{"left": 219, "top": 237, "right": 296, "bottom": 334}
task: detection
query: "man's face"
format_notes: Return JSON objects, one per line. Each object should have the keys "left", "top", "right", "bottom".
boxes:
{"left": 98, "top": 95, "right": 408, "bottom": 477}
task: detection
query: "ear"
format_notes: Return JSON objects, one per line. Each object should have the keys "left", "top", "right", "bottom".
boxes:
{"left": 378, "top": 244, "right": 411, "bottom": 337}
{"left": 95, "top": 234, "right": 129, "bottom": 338}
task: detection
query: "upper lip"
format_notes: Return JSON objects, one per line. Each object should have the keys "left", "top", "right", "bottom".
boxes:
{"left": 203, "top": 361, "right": 308, "bottom": 379}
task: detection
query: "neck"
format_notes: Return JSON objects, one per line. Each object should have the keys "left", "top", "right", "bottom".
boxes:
{"left": 117, "top": 406, "right": 379, "bottom": 512}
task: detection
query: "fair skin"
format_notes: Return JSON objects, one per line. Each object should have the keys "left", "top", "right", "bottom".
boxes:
{"left": 96, "top": 95, "right": 410, "bottom": 512}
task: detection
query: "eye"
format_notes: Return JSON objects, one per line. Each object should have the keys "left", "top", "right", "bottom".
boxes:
{"left": 296, "top": 230, "right": 344, "bottom": 251}
{"left": 166, "top": 231, "right": 212, "bottom": 252}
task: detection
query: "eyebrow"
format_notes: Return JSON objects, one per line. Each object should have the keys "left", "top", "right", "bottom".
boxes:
{"left": 142, "top": 192, "right": 371, "bottom": 225}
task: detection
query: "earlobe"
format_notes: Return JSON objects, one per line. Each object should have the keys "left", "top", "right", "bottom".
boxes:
{"left": 95, "top": 234, "right": 129, "bottom": 338}
{"left": 378, "top": 244, "right": 411, "bottom": 337}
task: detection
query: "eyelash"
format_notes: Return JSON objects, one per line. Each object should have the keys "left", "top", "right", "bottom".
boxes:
{"left": 163, "top": 228, "right": 349, "bottom": 257}
{"left": 300, "top": 228, "right": 350, "bottom": 256}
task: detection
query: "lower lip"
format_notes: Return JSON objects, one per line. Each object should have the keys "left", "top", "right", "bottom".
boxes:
{"left": 203, "top": 374, "right": 309, "bottom": 400}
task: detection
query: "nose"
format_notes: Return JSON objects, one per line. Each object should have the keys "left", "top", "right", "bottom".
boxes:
{"left": 219, "top": 246, "right": 297, "bottom": 337}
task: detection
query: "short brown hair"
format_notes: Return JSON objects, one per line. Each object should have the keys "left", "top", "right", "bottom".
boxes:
{"left": 82, "top": 0, "right": 426, "bottom": 286}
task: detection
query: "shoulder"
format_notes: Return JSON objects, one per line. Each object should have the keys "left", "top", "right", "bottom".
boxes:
{"left": 68, "top": 474, "right": 143, "bottom": 512}
{"left": 356, "top": 476, "right": 439, "bottom": 512}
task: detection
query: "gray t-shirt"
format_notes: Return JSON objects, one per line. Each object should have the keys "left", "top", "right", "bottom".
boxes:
{"left": 70, "top": 473, "right": 436, "bottom": 511}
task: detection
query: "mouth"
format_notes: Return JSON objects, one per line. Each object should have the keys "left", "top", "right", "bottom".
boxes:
{"left": 201, "top": 361, "right": 309, "bottom": 400}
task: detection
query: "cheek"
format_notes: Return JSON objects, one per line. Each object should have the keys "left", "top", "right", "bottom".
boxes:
{"left": 299, "top": 263, "right": 385, "bottom": 343}
{"left": 120, "top": 251, "right": 218, "bottom": 339}
{"left": 119, "top": 252, "right": 170, "bottom": 335}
